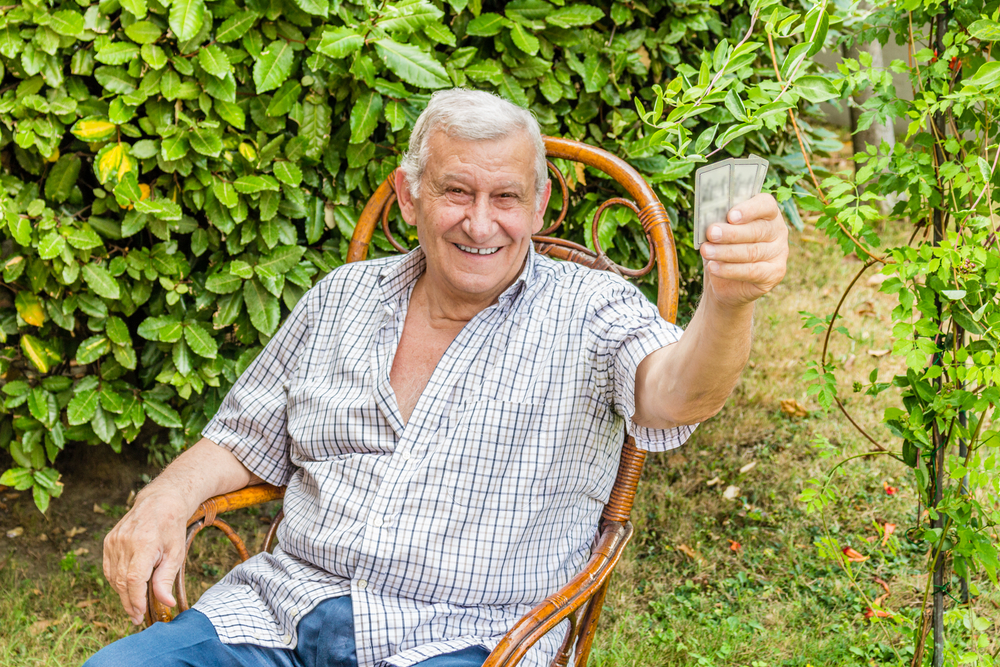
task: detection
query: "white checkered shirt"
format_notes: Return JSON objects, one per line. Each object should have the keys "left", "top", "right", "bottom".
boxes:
{"left": 195, "top": 246, "right": 694, "bottom": 666}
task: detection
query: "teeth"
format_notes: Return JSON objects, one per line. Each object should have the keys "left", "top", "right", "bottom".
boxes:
{"left": 457, "top": 244, "right": 499, "bottom": 255}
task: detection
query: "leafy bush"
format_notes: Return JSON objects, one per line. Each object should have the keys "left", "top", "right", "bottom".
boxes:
{"left": 0, "top": 0, "right": 831, "bottom": 510}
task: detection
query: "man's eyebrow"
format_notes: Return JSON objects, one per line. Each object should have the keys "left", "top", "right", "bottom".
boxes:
{"left": 437, "top": 175, "right": 527, "bottom": 192}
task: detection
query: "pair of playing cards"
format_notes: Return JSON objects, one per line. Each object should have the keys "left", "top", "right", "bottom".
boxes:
{"left": 693, "top": 155, "right": 769, "bottom": 249}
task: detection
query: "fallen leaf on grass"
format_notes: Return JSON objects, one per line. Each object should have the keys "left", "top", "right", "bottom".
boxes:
{"left": 739, "top": 461, "right": 757, "bottom": 474}
{"left": 38, "top": 533, "right": 47, "bottom": 542}
{"left": 92, "top": 621, "right": 109, "bottom": 629}
{"left": 723, "top": 485, "right": 741, "bottom": 500}
{"left": 867, "top": 349, "right": 890, "bottom": 358}
{"left": 880, "top": 523, "right": 897, "bottom": 546}
{"left": 92, "top": 503, "right": 106, "bottom": 515}
{"left": 76, "top": 599, "right": 100, "bottom": 609}
{"left": 72, "top": 547, "right": 89, "bottom": 556}
{"left": 842, "top": 546, "right": 869, "bottom": 562}
{"left": 729, "top": 540, "right": 742, "bottom": 552}
{"left": 855, "top": 301, "right": 876, "bottom": 317}
{"left": 6, "top": 526, "right": 24, "bottom": 538}
{"left": 873, "top": 577, "right": 891, "bottom": 595}
{"left": 705, "top": 476, "right": 722, "bottom": 487}
{"left": 864, "top": 593, "right": 892, "bottom": 618}
{"left": 780, "top": 398, "right": 808, "bottom": 418}
{"left": 66, "top": 527, "right": 87, "bottom": 538}
{"left": 29, "top": 619, "right": 60, "bottom": 635}
{"left": 677, "top": 544, "right": 706, "bottom": 564}
{"left": 883, "top": 481, "right": 897, "bottom": 496}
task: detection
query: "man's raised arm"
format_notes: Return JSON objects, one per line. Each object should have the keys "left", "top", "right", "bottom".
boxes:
{"left": 633, "top": 193, "right": 789, "bottom": 429}
{"left": 102, "top": 438, "right": 262, "bottom": 625}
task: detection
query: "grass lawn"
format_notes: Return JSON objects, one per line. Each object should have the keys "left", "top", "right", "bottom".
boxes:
{"left": 1, "top": 213, "right": 998, "bottom": 666}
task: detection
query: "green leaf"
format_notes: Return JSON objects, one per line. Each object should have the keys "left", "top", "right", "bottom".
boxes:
{"left": 254, "top": 41, "right": 295, "bottom": 94}
{"left": 216, "top": 11, "right": 259, "bottom": 43}
{"left": 21, "top": 335, "right": 57, "bottom": 373}
{"left": 465, "top": 59, "right": 504, "bottom": 85}
{"left": 205, "top": 270, "right": 243, "bottom": 294}
{"left": 28, "top": 388, "right": 57, "bottom": 428}
{"left": 379, "top": 0, "right": 442, "bottom": 33}
{"left": 267, "top": 81, "right": 301, "bottom": 117}
{"left": 161, "top": 135, "right": 189, "bottom": 161}
{"left": 317, "top": 26, "right": 364, "bottom": 58}
{"left": 966, "top": 61, "right": 1000, "bottom": 89}
{"left": 66, "top": 225, "right": 104, "bottom": 250}
{"left": 198, "top": 45, "right": 231, "bottom": 78}
{"left": 96, "top": 43, "right": 140, "bottom": 66}
{"left": 169, "top": 0, "right": 205, "bottom": 43}
{"left": 81, "top": 264, "right": 120, "bottom": 299}
{"left": 190, "top": 126, "right": 223, "bottom": 157}
{"left": 545, "top": 5, "right": 604, "bottom": 28}
{"left": 273, "top": 162, "right": 303, "bottom": 186}
{"left": 258, "top": 245, "right": 306, "bottom": 275}
{"left": 76, "top": 335, "right": 111, "bottom": 364}
{"left": 100, "top": 386, "right": 125, "bottom": 414}
{"left": 0, "top": 468, "right": 34, "bottom": 491}
{"left": 105, "top": 316, "right": 131, "bottom": 345}
{"left": 91, "top": 403, "right": 116, "bottom": 443}
{"left": 120, "top": 0, "right": 147, "bottom": 18}
{"left": 795, "top": 75, "right": 839, "bottom": 103}
{"left": 384, "top": 100, "right": 406, "bottom": 131}
{"left": 142, "top": 398, "right": 183, "bottom": 428}
{"left": 969, "top": 19, "right": 1000, "bottom": 41}
{"left": 33, "top": 485, "right": 50, "bottom": 514}
{"left": 350, "top": 90, "right": 383, "bottom": 144}
{"left": 292, "top": 0, "right": 327, "bottom": 17}
{"left": 234, "top": 175, "right": 280, "bottom": 193}
{"left": 184, "top": 321, "right": 218, "bottom": 358}
{"left": 45, "top": 155, "right": 81, "bottom": 203}
{"left": 213, "top": 178, "right": 238, "bottom": 208}
{"left": 244, "top": 278, "right": 280, "bottom": 336}
{"left": 67, "top": 389, "right": 99, "bottom": 425}
{"left": 50, "top": 10, "right": 85, "bottom": 37}
{"left": 37, "top": 232, "right": 66, "bottom": 260}
{"left": 124, "top": 20, "right": 162, "bottom": 44}
{"left": 509, "top": 23, "right": 539, "bottom": 55}
{"left": 466, "top": 13, "right": 508, "bottom": 36}
{"left": 374, "top": 39, "right": 450, "bottom": 89}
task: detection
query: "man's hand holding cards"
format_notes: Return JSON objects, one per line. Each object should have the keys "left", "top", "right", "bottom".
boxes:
{"left": 692, "top": 156, "right": 789, "bottom": 309}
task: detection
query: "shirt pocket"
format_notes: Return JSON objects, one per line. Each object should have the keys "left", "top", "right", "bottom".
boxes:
{"left": 440, "top": 399, "right": 544, "bottom": 510}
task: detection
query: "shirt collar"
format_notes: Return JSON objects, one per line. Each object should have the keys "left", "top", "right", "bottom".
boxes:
{"left": 377, "top": 244, "right": 537, "bottom": 312}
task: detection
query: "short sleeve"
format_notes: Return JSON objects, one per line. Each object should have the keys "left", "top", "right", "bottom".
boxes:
{"left": 588, "top": 277, "right": 697, "bottom": 452}
{"left": 201, "top": 290, "right": 314, "bottom": 486}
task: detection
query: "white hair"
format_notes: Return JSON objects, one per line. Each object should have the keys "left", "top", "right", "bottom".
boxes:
{"left": 399, "top": 89, "right": 548, "bottom": 204}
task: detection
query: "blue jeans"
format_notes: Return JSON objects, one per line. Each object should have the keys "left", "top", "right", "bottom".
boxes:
{"left": 83, "top": 596, "right": 490, "bottom": 667}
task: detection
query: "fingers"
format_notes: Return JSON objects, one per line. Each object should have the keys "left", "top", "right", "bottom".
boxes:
{"left": 103, "top": 502, "right": 185, "bottom": 625}
{"left": 705, "top": 194, "right": 786, "bottom": 246}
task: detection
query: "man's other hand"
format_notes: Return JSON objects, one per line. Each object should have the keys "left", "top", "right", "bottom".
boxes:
{"left": 699, "top": 193, "right": 789, "bottom": 309}
{"left": 103, "top": 491, "right": 187, "bottom": 625}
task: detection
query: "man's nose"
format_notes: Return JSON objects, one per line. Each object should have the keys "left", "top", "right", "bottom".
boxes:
{"left": 463, "top": 195, "right": 495, "bottom": 241}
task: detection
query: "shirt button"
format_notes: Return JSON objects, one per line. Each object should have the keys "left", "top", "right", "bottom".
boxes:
{"left": 369, "top": 515, "right": 383, "bottom": 527}
{"left": 401, "top": 451, "right": 411, "bottom": 461}
{"left": 357, "top": 579, "right": 368, "bottom": 590}
{"left": 289, "top": 607, "right": 298, "bottom": 617}
{"left": 282, "top": 634, "right": 292, "bottom": 645}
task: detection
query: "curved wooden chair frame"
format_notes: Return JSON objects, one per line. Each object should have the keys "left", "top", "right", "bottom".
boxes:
{"left": 145, "top": 137, "right": 679, "bottom": 667}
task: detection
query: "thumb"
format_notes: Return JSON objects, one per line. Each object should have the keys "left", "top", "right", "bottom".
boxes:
{"left": 150, "top": 548, "right": 181, "bottom": 608}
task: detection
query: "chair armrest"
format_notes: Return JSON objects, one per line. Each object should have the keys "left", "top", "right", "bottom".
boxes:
{"left": 145, "top": 484, "right": 286, "bottom": 626}
{"left": 483, "top": 520, "right": 634, "bottom": 667}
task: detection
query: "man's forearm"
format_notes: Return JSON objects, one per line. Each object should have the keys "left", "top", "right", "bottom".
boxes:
{"left": 136, "top": 437, "right": 262, "bottom": 515}
{"left": 634, "top": 280, "right": 755, "bottom": 429}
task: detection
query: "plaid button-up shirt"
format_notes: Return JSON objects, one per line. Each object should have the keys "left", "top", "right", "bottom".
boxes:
{"left": 195, "top": 247, "right": 694, "bottom": 666}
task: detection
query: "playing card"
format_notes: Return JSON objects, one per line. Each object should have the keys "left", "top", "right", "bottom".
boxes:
{"left": 730, "top": 159, "right": 760, "bottom": 207}
{"left": 693, "top": 155, "right": 770, "bottom": 251}
{"left": 694, "top": 161, "right": 731, "bottom": 250}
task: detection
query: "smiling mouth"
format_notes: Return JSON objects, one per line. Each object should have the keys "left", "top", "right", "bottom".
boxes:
{"left": 455, "top": 243, "right": 500, "bottom": 256}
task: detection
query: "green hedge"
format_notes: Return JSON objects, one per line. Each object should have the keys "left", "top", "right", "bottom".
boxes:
{"left": 0, "top": 0, "right": 828, "bottom": 510}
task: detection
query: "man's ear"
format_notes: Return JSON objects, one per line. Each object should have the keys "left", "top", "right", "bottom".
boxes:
{"left": 395, "top": 169, "right": 417, "bottom": 225}
{"left": 532, "top": 179, "right": 552, "bottom": 234}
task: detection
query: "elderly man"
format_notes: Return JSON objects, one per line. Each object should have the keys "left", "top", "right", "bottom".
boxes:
{"left": 87, "top": 89, "right": 788, "bottom": 667}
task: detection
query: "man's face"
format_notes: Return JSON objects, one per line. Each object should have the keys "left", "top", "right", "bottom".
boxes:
{"left": 396, "top": 130, "right": 551, "bottom": 309}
